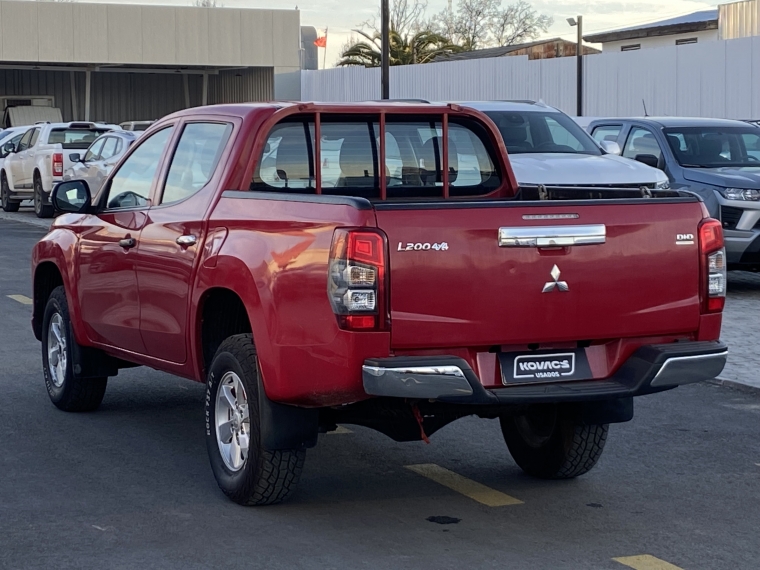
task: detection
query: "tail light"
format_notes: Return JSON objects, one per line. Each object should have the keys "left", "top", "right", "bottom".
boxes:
{"left": 699, "top": 218, "right": 725, "bottom": 313}
{"left": 328, "top": 228, "right": 389, "bottom": 331}
{"left": 52, "top": 153, "right": 64, "bottom": 177}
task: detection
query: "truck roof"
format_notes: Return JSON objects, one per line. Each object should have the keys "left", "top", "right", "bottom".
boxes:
{"left": 589, "top": 117, "right": 751, "bottom": 129}
{"left": 457, "top": 101, "right": 559, "bottom": 113}
{"left": 166, "top": 101, "right": 482, "bottom": 121}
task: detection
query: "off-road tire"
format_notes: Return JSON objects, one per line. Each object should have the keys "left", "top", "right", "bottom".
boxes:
{"left": 34, "top": 174, "right": 54, "bottom": 218}
{"left": 42, "top": 286, "right": 107, "bottom": 412}
{"left": 205, "top": 334, "right": 305, "bottom": 506}
{"left": 500, "top": 406, "right": 608, "bottom": 479}
{"left": 1, "top": 173, "right": 19, "bottom": 212}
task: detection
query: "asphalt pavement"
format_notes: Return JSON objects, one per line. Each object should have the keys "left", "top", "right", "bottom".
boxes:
{"left": 1, "top": 216, "right": 759, "bottom": 570}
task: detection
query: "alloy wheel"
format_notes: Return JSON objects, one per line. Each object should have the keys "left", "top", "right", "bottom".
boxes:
{"left": 47, "top": 313, "right": 68, "bottom": 388}
{"left": 215, "top": 371, "right": 251, "bottom": 472}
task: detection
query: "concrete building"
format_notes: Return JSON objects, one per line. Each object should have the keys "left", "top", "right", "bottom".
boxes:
{"left": 0, "top": 0, "right": 303, "bottom": 124}
{"left": 584, "top": 10, "right": 719, "bottom": 52}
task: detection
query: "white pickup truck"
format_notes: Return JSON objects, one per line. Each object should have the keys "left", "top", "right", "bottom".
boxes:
{"left": 462, "top": 101, "right": 670, "bottom": 191}
{"left": 0, "top": 122, "right": 116, "bottom": 217}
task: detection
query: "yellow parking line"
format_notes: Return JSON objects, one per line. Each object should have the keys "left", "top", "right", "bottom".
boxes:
{"left": 613, "top": 555, "right": 684, "bottom": 570}
{"left": 405, "top": 463, "right": 523, "bottom": 507}
{"left": 7, "top": 295, "right": 33, "bottom": 305}
{"left": 327, "top": 426, "right": 353, "bottom": 435}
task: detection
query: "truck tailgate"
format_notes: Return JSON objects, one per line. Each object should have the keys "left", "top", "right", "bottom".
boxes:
{"left": 375, "top": 200, "right": 704, "bottom": 349}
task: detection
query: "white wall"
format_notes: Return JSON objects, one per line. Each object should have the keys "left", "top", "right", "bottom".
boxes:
{"left": 720, "top": 0, "right": 760, "bottom": 39}
{"left": 0, "top": 0, "right": 301, "bottom": 68}
{"left": 302, "top": 36, "right": 760, "bottom": 120}
{"left": 601, "top": 30, "right": 718, "bottom": 52}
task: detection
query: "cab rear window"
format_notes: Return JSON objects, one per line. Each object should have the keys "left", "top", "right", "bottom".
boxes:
{"left": 250, "top": 114, "right": 502, "bottom": 199}
{"left": 48, "top": 128, "right": 110, "bottom": 149}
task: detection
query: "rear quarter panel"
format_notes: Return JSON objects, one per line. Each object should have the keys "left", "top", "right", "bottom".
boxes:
{"left": 198, "top": 195, "right": 390, "bottom": 406}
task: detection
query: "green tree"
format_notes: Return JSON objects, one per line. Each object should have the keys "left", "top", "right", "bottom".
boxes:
{"left": 338, "top": 29, "right": 462, "bottom": 67}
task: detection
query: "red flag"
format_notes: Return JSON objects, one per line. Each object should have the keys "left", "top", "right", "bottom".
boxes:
{"left": 314, "top": 35, "right": 327, "bottom": 48}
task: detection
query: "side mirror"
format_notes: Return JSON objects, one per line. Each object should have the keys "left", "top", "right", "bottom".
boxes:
{"left": 1, "top": 141, "right": 15, "bottom": 156}
{"left": 69, "top": 153, "right": 82, "bottom": 163}
{"left": 600, "top": 140, "right": 621, "bottom": 155}
{"left": 52, "top": 180, "right": 91, "bottom": 214}
{"left": 634, "top": 154, "right": 660, "bottom": 168}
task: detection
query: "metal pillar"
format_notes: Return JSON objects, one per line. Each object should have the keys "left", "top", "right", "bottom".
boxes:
{"left": 69, "top": 71, "right": 78, "bottom": 121}
{"left": 202, "top": 72, "right": 209, "bottom": 106}
{"left": 576, "top": 15, "right": 583, "bottom": 117}
{"left": 183, "top": 74, "right": 191, "bottom": 108}
{"left": 381, "top": 0, "right": 390, "bottom": 100}
{"left": 84, "top": 70, "right": 92, "bottom": 122}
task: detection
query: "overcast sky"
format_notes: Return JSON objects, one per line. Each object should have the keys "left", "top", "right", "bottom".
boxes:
{"left": 56, "top": 0, "right": 718, "bottom": 66}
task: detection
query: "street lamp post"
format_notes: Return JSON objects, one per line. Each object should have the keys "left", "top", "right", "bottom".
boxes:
{"left": 381, "top": 0, "right": 390, "bottom": 99}
{"left": 567, "top": 16, "right": 583, "bottom": 117}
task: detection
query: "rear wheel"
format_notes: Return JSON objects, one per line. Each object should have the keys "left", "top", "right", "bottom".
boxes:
{"left": 1, "top": 173, "right": 19, "bottom": 212}
{"left": 34, "top": 174, "right": 54, "bottom": 218}
{"left": 205, "top": 334, "right": 305, "bottom": 505}
{"left": 500, "top": 405, "right": 608, "bottom": 479}
{"left": 42, "top": 286, "right": 107, "bottom": 412}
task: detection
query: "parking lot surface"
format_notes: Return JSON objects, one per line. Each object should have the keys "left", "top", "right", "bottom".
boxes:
{"left": 1, "top": 217, "right": 759, "bottom": 570}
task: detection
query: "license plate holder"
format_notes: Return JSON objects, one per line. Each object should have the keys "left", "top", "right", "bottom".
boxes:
{"left": 498, "top": 349, "right": 592, "bottom": 385}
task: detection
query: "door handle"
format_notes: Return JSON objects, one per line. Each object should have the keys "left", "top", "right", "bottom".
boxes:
{"left": 498, "top": 224, "right": 607, "bottom": 248}
{"left": 119, "top": 237, "right": 137, "bottom": 249}
{"left": 176, "top": 235, "right": 197, "bottom": 247}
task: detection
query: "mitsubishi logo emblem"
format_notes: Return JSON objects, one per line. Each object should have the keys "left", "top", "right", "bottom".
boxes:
{"left": 542, "top": 265, "right": 569, "bottom": 293}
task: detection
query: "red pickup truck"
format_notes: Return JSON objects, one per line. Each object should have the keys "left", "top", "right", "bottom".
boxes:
{"left": 32, "top": 102, "right": 727, "bottom": 506}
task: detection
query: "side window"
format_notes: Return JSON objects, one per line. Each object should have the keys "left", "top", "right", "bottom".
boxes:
{"left": 29, "top": 128, "right": 41, "bottom": 148}
{"left": 161, "top": 122, "right": 233, "bottom": 205}
{"left": 17, "top": 129, "right": 33, "bottom": 152}
{"left": 99, "top": 137, "right": 119, "bottom": 161}
{"left": 252, "top": 121, "right": 314, "bottom": 191}
{"left": 84, "top": 139, "right": 106, "bottom": 162}
{"left": 114, "top": 138, "right": 123, "bottom": 156}
{"left": 623, "top": 127, "right": 662, "bottom": 162}
{"left": 104, "top": 127, "right": 173, "bottom": 210}
{"left": 591, "top": 125, "right": 622, "bottom": 144}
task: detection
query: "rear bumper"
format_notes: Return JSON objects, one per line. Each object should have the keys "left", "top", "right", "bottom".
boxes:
{"left": 362, "top": 341, "right": 727, "bottom": 404}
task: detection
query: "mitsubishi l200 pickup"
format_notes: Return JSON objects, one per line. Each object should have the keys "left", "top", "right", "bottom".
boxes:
{"left": 32, "top": 102, "right": 727, "bottom": 505}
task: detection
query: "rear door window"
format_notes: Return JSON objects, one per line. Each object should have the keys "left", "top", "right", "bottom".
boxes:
{"left": 29, "top": 128, "right": 41, "bottom": 148}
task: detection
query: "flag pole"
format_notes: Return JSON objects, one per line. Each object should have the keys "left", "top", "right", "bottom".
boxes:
{"left": 323, "top": 27, "right": 328, "bottom": 70}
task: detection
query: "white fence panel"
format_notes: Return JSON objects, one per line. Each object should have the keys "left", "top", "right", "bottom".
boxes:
{"left": 301, "top": 37, "right": 760, "bottom": 120}
{"left": 725, "top": 37, "right": 753, "bottom": 119}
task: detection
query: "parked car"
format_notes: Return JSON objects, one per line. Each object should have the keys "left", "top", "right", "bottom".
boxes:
{"left": 588, "top": 117, "right": 760, "bottom": 270}
{"left": 463, "top": 102, "right": 670, "bottom": 190}
{"left": 64, "top": 131, "right": 139, "bottom": 194}
{"left": 33, "top": 102, "right": 726, "bottom": 506}
{"left": 120, "top": 121, "right": 154, "bottom": 132}
{"left": 1, "top": 121, "right": 117, "bottom": 217}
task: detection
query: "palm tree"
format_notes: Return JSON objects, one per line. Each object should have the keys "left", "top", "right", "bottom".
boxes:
{"left": 338, "top": 29, "right": 462, "bottom": 67}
